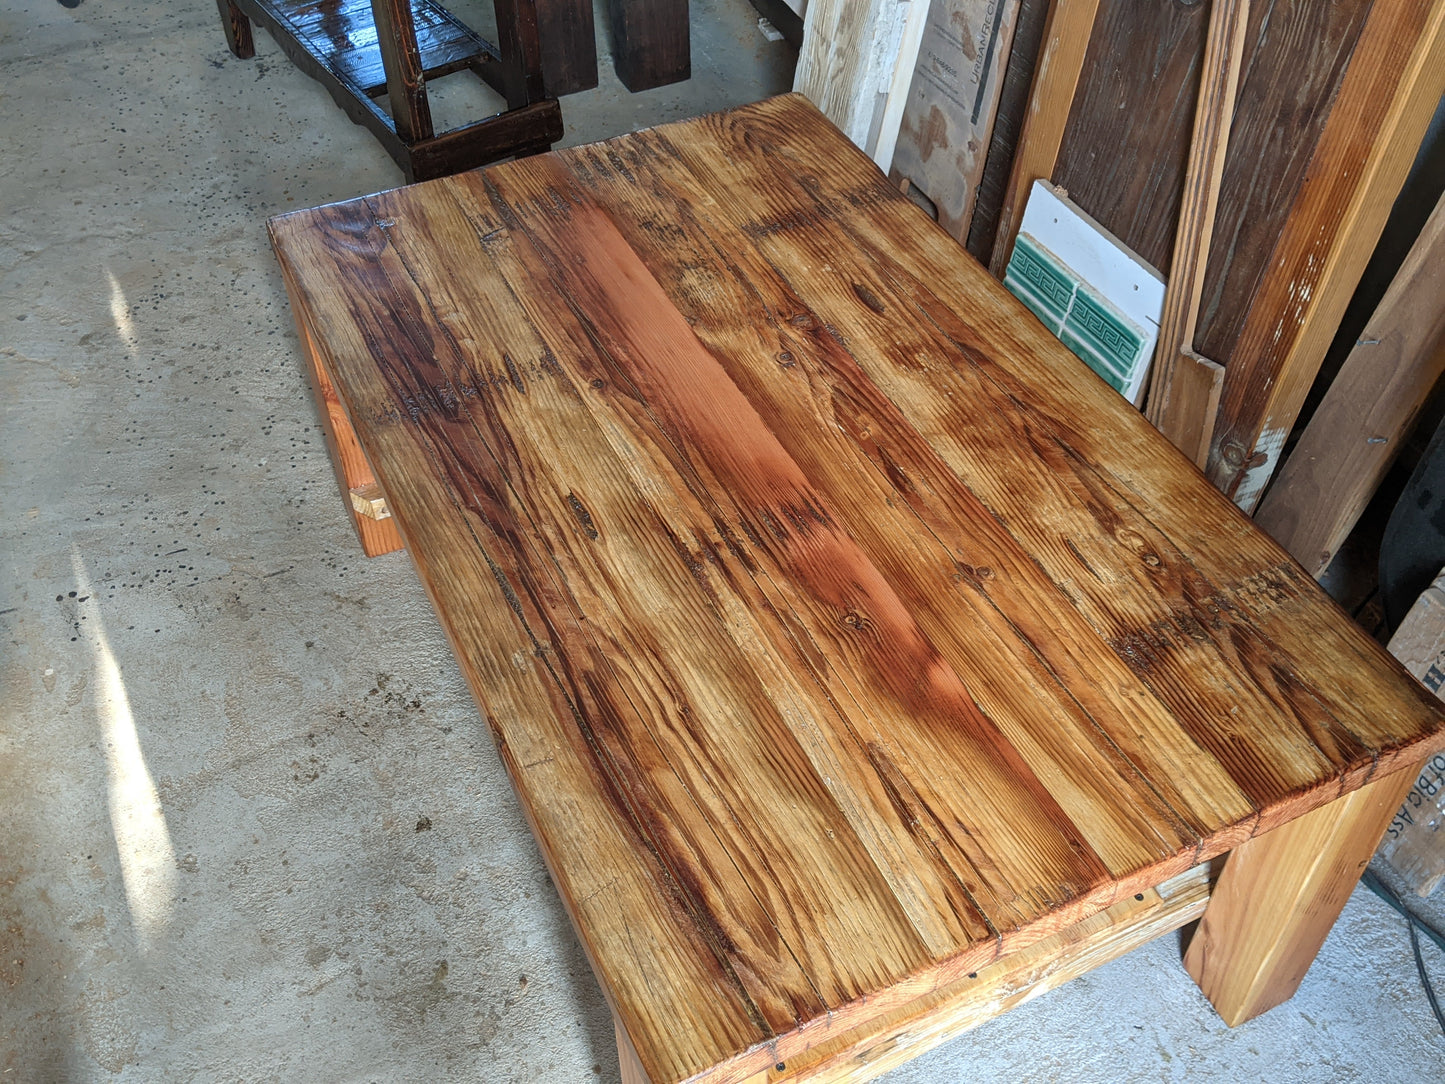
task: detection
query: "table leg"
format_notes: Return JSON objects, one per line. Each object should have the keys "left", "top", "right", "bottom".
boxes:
{"left": 215, "top": 0, "right": 254, "bottom": 59}
{"left": 291, "top": 309, "right": 404, "bottom": 558}
{"left": 372, "top": 0, "right": 434, "bottom": 145}
{"left": 614, "top": 1011, "right": 650, "bottom": 1084}
{"left": 1184, "top": 764, "right": 1419, "bottom": 1025}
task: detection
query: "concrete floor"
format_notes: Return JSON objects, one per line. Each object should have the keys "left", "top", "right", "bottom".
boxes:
{"left": 1, "top": 0, "right": 1443, "bottom": 1079}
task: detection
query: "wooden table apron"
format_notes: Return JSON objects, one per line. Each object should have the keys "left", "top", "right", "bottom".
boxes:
{"left": 267, "top": 94, "right": 1445, "bottom": 1083}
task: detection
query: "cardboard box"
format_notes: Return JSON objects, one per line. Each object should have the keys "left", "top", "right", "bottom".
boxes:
{"left": 1378, "top": 568, "right": 1445, "bottom": 896}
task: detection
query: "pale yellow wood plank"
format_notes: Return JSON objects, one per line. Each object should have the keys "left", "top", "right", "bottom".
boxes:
{"left": 1184, "top": 765, "right": 1420, "bottom": 1025}
{"left": 348, "top": 481, "right": 391, "bottom": 520}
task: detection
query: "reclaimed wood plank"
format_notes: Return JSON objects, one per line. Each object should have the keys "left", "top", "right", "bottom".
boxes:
{"left": 888, "top": 0, "right": 1021, "bottom": 223}
{"left": 272, "top": 208, "right": 773, "bottom": 1082}
{"left": 1143, "top": 0, "right": 1248, "bottom": 456}
{"left": 794, "top": 0, "right": 921, "bottom": 159}
{"left": 477, "top": 160, "right": 1122, "bottom": 929}
{"left": 1255, "top": 191, "right": 1445, "bottom": 576}
{"left": 1204, "top": 0, "right": 1445, "bottom": 508}
{"left": 269, "top": 94, "right": 1445, "bottom": 1081}
{"left": 732, "top": 94, "right": 1445, "bottom": 798}
{"left": 561, "top": 129, "right": 1238, "bottom": 859}
{"left": 987, "top": 0, "right": 1100, "bottom": 277}
{"left": 1160, "top": 348, "right": 1226, "bottom": 471}
{"left": 965, "top": 0, "right": 1048, "bottom": 264}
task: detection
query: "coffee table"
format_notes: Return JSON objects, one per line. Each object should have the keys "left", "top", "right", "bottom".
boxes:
{"left": 268, "top": 94, "right": 1445, "bottom": 1082}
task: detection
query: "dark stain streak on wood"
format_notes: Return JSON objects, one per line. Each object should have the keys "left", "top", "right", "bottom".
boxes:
{"left": 567, "top": 491, "right": 599, "bottom": 539}
{"left": 851, "top": 282, "right": 887, "bottom": 314}
{"left": 503, "top": 353, "right": 526, "bottom": 393}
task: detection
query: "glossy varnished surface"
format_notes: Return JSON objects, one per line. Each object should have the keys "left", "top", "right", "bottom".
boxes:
{"left": 268, "top": 95, "right": 1445, "bottom": 1082}
{"left": 255, "top": 0, "right": 495, "bottom": 95}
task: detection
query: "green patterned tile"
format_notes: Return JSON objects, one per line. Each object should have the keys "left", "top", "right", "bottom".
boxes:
{"left": 1003, "top": 233, "right": 1073, "bottom": 334}
{"left": 1061, "top": 286, "right": 1148, "bottom": 391}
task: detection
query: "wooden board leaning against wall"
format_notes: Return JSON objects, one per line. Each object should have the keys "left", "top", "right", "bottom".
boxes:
{"left": 989, "top": 0, "right": 1445, "bottom": 516}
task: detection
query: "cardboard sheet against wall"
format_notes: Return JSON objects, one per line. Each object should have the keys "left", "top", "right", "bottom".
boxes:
{"left": 891, "top": 0, "right": 1022, "bottom": 239}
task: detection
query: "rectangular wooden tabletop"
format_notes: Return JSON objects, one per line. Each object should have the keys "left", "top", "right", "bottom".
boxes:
{"left": 268, "top": 94, "right": 1445, "bottom": 1082}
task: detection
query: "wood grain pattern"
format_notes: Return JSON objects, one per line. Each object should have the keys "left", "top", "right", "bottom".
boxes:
{"left": 770, "top": 865, "right": 1210, "bottom": 1083}
{"left": 349, "top": 482, "right": 392, "bottom": 520}
{"left": 1205, "top": 0, "right": 1445, "bottom": 508}
{"left": 1159, "top": 348, "right": 1225, "bottom": 471}
{"left": 1255, "top": 191, "right": 1445, "bottom": 577}
{"left": 1049, "top": 0, "right": 1206, "bottom": 275}
{"left": 1184, "top": 764, "right": 1420, "bottom": 1026}
{"left": 794, "top": 0, "right": 918, "bottom": 156}
{"left": 1050, "top": 0, "right": 1368, "bottom": 327}
{"left": 1193, "top": 0, "right": 1374, "bottom": 366}
{"left": 987, "top": 0, "right": 1100, "bottom": 277}
{"left": 269, "top": 94, "right": 1445, "bottom": 1082}
{"left": 1143, "top": 0, "right": 1247, "bottom": 455}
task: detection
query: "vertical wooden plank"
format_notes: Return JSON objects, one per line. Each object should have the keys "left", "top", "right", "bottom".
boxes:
{"left": 1254, "top": 191, "right": 1445, "bottom": 576}
{"left": 606, "top": 0, "right": 690, "bottom": 92}
{"left": 1192, "top": 0, "right": 1375, "bottom": 365}
{"left": 1205, "top": 1, "right": 1445, "bottom": 509}
{"left": 1145, "top": 0, "right": 1248, "bottom": 455}
{"left": 966, "top": 0, "right": 1049, "bottom": 264}
{"left": 889, "top": 0, "right": 1025, "bottom": 238}
{"left": 1047, "top": 0, "right": 1208, "bottom": 274}
{"left": 794, "top": 0, "right": 917, "bottom": 154}
{"left": 494, "top": 0, "right": 550, "bottom": 108}
{"left": 371, "top": 0, "right": 434, "bottom": 143}
{"left": 1053, "top": 0, "right": 1373, "bottom": 342}
{"left": 869, "top": 0, "right": 930, "bottom": 171}
{"left": 1184, "top": 765, "right": 1420, "bottom": 1026}
{"left": 1161, "top": 349, "right": 1225, "bottom": 471}
{"left": 987, "top": 0, "right": 1101, "bottom": 277}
